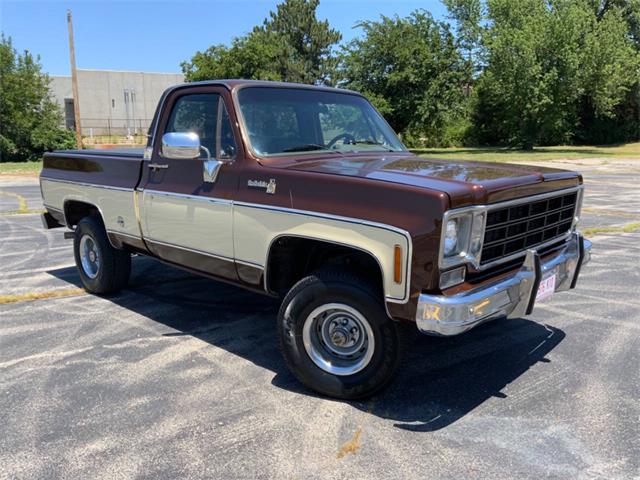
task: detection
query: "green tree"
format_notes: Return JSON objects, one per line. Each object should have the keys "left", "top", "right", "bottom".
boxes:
{"left": 182, "top": 0, "right": 341, "bottom": 85}
{"left": 259, "top": 0, "right": 342, "bottom": 84}
{"left": 591, "top": 0, "right": 640, "bottom": 47}
{"left": 443, "top": 0, "right": 484, "bottom": 85}
{"left": 583, "top": 4, "right": 639, "bottom": 116}
{"left": 0, "top": 35, "right": 75, "bottom": 162}
{"left": 181, "top": 31, "right": 282, "bottom": 82}
{"left": 340, "top": 10, "right": 467, "bottom": 146}
{"left": 576, "top": 0, "right": 640, "bottom": 142}
{"left": 473, "top": 0, "right": 638, "bottom": 148}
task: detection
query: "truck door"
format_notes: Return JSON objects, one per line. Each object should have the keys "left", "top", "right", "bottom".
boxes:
{"left": 138, "top": 87, "right": 241, "bottom": 280}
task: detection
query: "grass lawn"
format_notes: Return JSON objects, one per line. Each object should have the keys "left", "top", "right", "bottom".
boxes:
{"left": 1, "top": 143, "right": 639, "bottom": 175}
{"left": 0, "top": 161, "right": 42, "bottom": 175}
{"left": 411, "top": 142, "right": 640, "bottom": 162}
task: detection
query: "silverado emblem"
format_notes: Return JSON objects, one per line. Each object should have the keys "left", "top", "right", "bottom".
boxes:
{"left": 248, "top": 178, "right": 277, "bottom": 194}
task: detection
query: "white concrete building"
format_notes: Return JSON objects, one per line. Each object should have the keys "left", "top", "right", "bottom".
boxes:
{"left": 50, "top": 69, "right": 184, "bottom": 136}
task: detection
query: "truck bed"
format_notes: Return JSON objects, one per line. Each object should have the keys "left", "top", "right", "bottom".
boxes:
{"left": 40, "top": 149, "right": 146, "bottom": 242}
{"left": 55, "top": 148, "right": 145, "bottom": 158}
{"left": 41, "top": 149, "right": 145, "bottom": 190}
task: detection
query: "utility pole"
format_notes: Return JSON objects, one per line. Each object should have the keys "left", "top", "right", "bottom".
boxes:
{"left": 67, "top": 10, "right": 82, "bottom": 149}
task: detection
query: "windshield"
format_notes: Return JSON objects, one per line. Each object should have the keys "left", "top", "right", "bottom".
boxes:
{"left": 237, "top": 87, "right": 406, "bottom": 157}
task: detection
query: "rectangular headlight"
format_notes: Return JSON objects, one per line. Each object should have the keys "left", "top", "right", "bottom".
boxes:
{"left": 442, "top": 214, "right": 471, "bottom": 259}
{"left": 439, "top": 209, "right": 486, "bottom": 269}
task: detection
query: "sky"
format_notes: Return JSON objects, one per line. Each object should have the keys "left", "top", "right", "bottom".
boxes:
{"left": 0, "top": 0, "right": 448, "bottom": 76}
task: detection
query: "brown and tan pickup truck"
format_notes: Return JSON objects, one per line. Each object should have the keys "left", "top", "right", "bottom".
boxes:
{"left": 40, "top": 80, "right": 591, "bottom": 399}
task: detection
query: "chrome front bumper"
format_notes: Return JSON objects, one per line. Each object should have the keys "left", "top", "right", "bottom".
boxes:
{"left": 416, "top": 232, "right": 591, "bottom": 336}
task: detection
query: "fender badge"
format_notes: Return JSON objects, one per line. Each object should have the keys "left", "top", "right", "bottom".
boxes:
{"left": 248, "top": 178, "right": 277, "bottom": 194}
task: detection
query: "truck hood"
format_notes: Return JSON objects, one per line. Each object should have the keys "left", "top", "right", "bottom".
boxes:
{"left": 273, "top": 153, "right": 581, "bottom": 208}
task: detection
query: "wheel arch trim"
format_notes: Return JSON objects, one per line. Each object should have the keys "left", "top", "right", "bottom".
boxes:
{"left": 233, "top": 201, "right": 413, "bottom": 304}
{"left": 62, "top": 198, "right": 120, "bottom": 249}
{"left": 263, "top": 233, "right": 407, "bottom": 315}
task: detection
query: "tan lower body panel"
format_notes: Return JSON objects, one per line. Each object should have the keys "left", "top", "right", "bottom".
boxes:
{"left": 40, "top": 179, "right": 140, "bottom": 239}
{"left": 233, "top": 204, "right": 411, "bottom": 303}
{"left": 140, "top": 190, "right": 234, "bottom": 260}
{"left": 41, "top": 180, "right": 411, "bottom": 302}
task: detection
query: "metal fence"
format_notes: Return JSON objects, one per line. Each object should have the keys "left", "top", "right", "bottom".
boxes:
{"left": 70, "top": 118, "right": 154, "bottom": 137}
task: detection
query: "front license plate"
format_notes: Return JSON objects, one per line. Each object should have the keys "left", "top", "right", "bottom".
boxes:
{"left": 535, "top": 273, "right": 557, "bottom": 302}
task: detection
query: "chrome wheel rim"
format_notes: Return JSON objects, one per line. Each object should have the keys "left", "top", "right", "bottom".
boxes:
{"left": 79, "top": 234, "right": 100, "bottom": 279}
{"left": 302, "top": 303, "right": 375, "bottom": 376}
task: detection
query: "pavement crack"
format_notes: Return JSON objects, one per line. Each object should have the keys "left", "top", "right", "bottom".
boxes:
{"left": 0, "top": 345, "right": 95, "bottom": 369}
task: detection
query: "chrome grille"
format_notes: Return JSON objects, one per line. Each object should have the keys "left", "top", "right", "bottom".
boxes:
{"left": 481, "top": 191, "right": 578, "bottom": 265}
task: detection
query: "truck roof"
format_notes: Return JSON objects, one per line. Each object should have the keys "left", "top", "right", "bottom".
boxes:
{"left": 164, "top": 79, "right": 363, "bottom": 96}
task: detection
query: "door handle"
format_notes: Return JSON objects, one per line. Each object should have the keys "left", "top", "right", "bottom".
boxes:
{"left": 149, "top": 163, "right": 169, "bottom": 171}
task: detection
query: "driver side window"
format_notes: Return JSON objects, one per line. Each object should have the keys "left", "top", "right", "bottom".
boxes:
{"left": 165, "top": 93, "right": 237, "bottom": 159}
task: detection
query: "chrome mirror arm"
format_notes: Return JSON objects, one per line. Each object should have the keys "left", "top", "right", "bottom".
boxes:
{"left": 200, "top": 145, "right": 211, "bottom": 160}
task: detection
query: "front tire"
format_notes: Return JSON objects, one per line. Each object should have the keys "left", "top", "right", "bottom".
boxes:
{"left": 277, "top": 269, "right": 410, "bottom": 399}
{"left": 73, "top": 215, "right": 131, "bottom": 294}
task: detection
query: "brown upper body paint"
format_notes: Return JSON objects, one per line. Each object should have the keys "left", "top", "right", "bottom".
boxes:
{"left": 41, "top": 80, "right": 581, "bottom": 322}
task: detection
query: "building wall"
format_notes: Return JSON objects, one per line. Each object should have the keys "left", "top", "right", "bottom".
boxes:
{"left": 50, "top": 70, "right": 184, "bottom": 136}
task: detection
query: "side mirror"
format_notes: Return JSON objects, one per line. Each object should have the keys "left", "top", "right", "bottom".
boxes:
{"left": 161, "top": 132, "right": 201, "bottom": 159}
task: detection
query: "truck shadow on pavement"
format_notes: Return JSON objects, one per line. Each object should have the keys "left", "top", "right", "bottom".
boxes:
{"left": 355, "top": 321, "right": 564, "bottom": 432}
{"left": 48, "top": 257, "right": 565, "bottom": 433}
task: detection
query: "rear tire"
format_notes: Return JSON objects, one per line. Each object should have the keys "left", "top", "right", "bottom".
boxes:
{"left": 277, "top": 269, "right": 411, "bottom": 399}
{"left": 73, "top": 216, "right": 131, "bottom": 294}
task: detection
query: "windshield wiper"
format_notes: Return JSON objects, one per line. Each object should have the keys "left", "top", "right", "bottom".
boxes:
{"left": 349, "top": 140, "right": 395, "bottom": 151}
{"left": 281, "top": 143, "right": 335, "bottom": 153}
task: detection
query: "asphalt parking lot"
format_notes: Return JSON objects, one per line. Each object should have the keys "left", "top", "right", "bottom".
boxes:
{"left": 1, "top": 159, "right": 638, "bottom": 480}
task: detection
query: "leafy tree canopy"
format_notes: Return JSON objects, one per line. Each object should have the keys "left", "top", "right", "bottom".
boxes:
{"left": 472, "top": 0, "right": 639, "bottom": 147}
{"left": 0, "top": 35, "right": 75, "bottom": 162}
{"left": 182, "top": 0, "right": 341, "bottom": 85}
{"left": 184, "top": 0, "right": 639, "bottom": 148}
{"left": 340, "top": 11, "right": 468, "bottom": 146}
{"left": 443, "top": 0, "right": 484, "bottom": 82}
